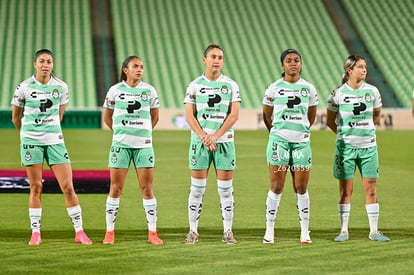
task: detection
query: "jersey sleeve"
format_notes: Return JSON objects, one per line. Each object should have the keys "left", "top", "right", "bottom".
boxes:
{"left": 373, "top": 87, "right": 382, "bottom": 109}
{"left": 183, "top": 83, "right": 196, "bottom": 104}
{"left": 11, "top": 83, "right": 26, "bottom": 108}
{"left": 326, "top": 89, "right": 339, "bottom": 112}
{"left": 231, "top": 81, "right": 241, "bottom": 103}
{"left": 150, "top": 87, "right": 160, "bottom": 109}
{"left": 309, "top": 84, "right": 319, "bottom": 107}
{"left": 60, "top": 82, "right": 69, "bottom": 105}
{"left": 103, "top": 86, "right": 116, "bottom": 109}
{"left": 262, "top": 85, "right": 274, "bottom": 107}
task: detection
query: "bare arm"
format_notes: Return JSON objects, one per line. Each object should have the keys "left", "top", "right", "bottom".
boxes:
{"left": 307, "top": 105, "right": 317, "bottom": 127}
{"left": 103, "top": 108, "right": 114, "bottom": 130}
{"left": 262, "top": 105, "right": 273, "bottom": 132}
{"left": 373, "top": 107, "right": 381, "bottom": 125}
{"left": 185, "top": 103, "right": 206, "bottom": 138}
{"left": 11, "top": 105, "right": 23, "bottom": 131}
{"left": 59, "top": 104, "right": 66, "bottom": 122}
{"left": 326, "top": 109, "right": 337, "bottom": 133}
{"left": 150, "top": 108, "right": 159, "bottom": 129}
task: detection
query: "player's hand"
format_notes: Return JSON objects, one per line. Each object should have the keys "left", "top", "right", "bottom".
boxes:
{"left": 201, "top": 134, "right": 217, "bottom": 152}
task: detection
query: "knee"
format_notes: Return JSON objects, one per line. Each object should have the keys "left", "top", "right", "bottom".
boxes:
{"left": 339, "top": 189, "right": 352, "bottom": 200}
{"left": 189, "top": 177, "right": 206, "bottom": 200}
{"left": 140, "top": 185, "right": 153, "bottom": 198}
{"left": 109, "top": 184, "right": 123, "bottom": 198}
{"left": 365, "top": 190, "right": 377, "bottom": 200}
{"left": 217, "top": 179, "right": 233, "bottom": 199}
{"left": 59, "top": 180, "right": 75, "bottom": 195}
{"left": 30, "top": 181, "right": 43, "bottom": 195}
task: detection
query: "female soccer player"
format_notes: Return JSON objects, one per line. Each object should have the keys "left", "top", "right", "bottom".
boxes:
{"left": 102, "top": 56, "right": 163, "bottom": 245}
{"left": 326, "top": 55, "right": 390, "bottom": 242}
{"left": 262, "top": 49, "right": 318, "bottom": 244}
{"left": 11, "top": 49, "right": 92, "bottom": 245}
{"left": 411, "top": 91, "right": 414, "bottom": 118}
{"left": 183, "top": 44, "right": 241, "bottom": 244}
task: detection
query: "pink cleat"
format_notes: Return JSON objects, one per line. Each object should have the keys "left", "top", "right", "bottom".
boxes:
{"left": 28, "top": 232, "right": 42, "bottom": 245}
{"left": 148, "top": 231, "right": 163, "bottom": 245}
{"left": 103, "top": 231, "right": 115, "bottom": 244}
{"left": 75, "top": 230, "right": 93, "bottom": 245}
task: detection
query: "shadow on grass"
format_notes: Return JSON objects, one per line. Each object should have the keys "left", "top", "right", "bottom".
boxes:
{"left": 1, "top": 226, "right": 411, "bottom": 244}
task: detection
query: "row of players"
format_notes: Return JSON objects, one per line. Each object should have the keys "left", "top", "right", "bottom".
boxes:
{"left": 12, "top": 45, "right": 403, "bottom": 245}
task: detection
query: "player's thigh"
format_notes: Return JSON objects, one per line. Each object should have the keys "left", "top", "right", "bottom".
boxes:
{"left": 214, "top": 142, "right": 236, "bottom": 171}
{"left": 358, "top": 146, "right": 379, "bottom": 179}
{"left": 266, "top": 138, "right": 290, "bottom": 166}
{"left": 334, "top": 143, "right": 357, "bottom": 180}
{"left": 188, "top": 141, "right": 212, "bottom": 170}
{"left": 132, "top": 147, "right": 155, "bottom": 168}
{"left": 108, "top": 146, "right": 132, "bottom": 169}
{"left": 290, "top": 141, "right": 312, "bottom": 169}
{"left": 20, "top": 144, "right": 45, "bottom": 166}
{"left": 45, "top": 143, "right": 71, "bottom": 165}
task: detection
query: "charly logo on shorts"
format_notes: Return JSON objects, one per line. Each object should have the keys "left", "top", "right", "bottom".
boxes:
{"left": 191, "top": 156, "right": 197, "bottom": 166}
{"left": 25, "top": 151, "right": 32, "bottom": 161}
{"left": 111, "top": 153, "right": 117, "bottom": 163}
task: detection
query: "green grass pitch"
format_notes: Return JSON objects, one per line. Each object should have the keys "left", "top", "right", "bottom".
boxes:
{"left": 0, "top": 129, "right": 413, "bottom": 274}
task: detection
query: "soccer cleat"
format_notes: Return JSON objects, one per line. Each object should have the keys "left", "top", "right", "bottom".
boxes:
{"left": 368, "top": 231, "right": 390, "bottom": 242}
{"left": 184, "top": 230, "right": 199, "bottom": 244}
{"left": 300, "top": 231, "right": 312, "bottom": 244}
{"left": 263, "top": 232, "right": 274, "bottom": 244}
{"left": 148, "top": 231, "right": 164, "bottom": 245}
{"left": 28, "top": 232, "right": 42, "bottom": 245}
{"left": 334, "top": 231, "right": 349, "bottom": 242}
{"left": 75, "top": 230, "right": 93, "bottom": 245}
{"left": 103, "top": 230, "right": 115, "bottom": 244}
{"left": 222, "top": 230, "right": 238, "bottom": 244}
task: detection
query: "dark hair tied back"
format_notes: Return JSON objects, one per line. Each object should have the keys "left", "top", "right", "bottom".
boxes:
{"left": 34, "top": 49, "right": 54, "bottom": 62}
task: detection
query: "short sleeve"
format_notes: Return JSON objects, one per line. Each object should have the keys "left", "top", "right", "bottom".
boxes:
{"left": 327, "top": 89, "right": 339, "bottom": 112}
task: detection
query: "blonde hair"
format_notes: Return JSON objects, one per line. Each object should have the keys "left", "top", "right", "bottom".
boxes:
{"left": 342, "top": 55, "right": 366, "bottom": 84}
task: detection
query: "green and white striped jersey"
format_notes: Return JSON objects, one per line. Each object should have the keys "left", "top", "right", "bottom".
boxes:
{"left": 11, "top": 76, "right": 69, "bottom": 145}
{"left": 327, "top": 82, "right": 382, "bottom": 148}
{"left": 184, "top": 74, "right": 241, "bottom": 143}
{"left": 103, "top": 81, "right": 159, "bottom": 148}
{"left": 263, "top": 78, "right": 319, "bottom": 142}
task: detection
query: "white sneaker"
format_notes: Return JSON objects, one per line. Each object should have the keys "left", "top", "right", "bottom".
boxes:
{"left": 334, "top": 231, "right": 349, "bottom": 242}
{"left": 300, "top": 231, "right": 312, "bottom": 244}
{"left": 263, "top": 228, "right": 274, "bottom": 244}
{"left": 263, "top": 233, "right": 274, "bottom": 244}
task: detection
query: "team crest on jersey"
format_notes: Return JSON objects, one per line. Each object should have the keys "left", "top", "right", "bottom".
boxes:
{"left": 111, "top": 153, "right": 117, "bottom": 163}
{"left": 25, "top": 151, "right": 32, "bottom": 161}
{"left": 140, "top": 91, "right": 149, "bottom": 101}
{"left": 52, "top": 89, "right": 59, "bottom": 98}
{"left": 221, "top": 85, "right": 229, "bottom": 94}
{"left": 364, "top": 93, "right": 372, "bottom": 102}
{"left": 191, "top": 156, "right": 197, "bottom": 166}
{"left": 300, "top": 88, "right": 309, "bottom": 97}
